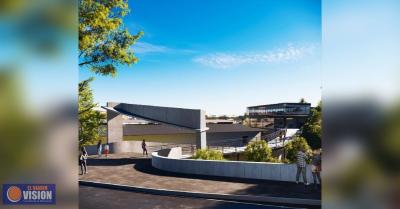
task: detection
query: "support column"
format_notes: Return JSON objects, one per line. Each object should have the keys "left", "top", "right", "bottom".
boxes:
{"left": 196, "top": 109, "right": 207, "bottom": 149}
{"left": 106, "top": 103, "right": 123, "bottom": 143}
{"left": 196, "top": 131, "right": 207, "bottom": 149}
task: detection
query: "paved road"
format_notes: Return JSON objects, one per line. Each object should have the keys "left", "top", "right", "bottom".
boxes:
{"left": 79, "top": 186, "right": 305, "bottom": 209}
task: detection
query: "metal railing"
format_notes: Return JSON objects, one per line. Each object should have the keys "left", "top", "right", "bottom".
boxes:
{"left": 262, "top": 129, "right": 285, "bottom": 141}
{"left": 146, "top": 131, "right": 300, "bottom": 157}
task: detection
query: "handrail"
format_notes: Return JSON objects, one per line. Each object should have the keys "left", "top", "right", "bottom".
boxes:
{"left": 262, "top": 129, "right": 285, "bottom": 141}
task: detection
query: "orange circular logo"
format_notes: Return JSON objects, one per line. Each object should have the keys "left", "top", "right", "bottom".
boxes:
{"left": 7, "top": 186, "right": 22, "bottom": 202}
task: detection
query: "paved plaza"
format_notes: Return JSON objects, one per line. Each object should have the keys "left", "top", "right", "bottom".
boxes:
{"left": 79, "top": 153, "right": 320, "bottom": 200}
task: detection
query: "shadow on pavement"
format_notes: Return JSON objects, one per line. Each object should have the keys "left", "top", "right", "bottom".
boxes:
{"left": 86, "top": 157, "right": 146, "bottom": 166}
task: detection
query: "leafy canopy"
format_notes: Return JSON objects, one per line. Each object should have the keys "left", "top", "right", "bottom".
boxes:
{"left": 78, "top": 0, "right": 142, "bottom": 146}
{"left": 284, "top": 137, "right": 312, "bottom": 163}
{"left": 79, "top": 0, "right": 143, "bottom": 76}
{"left": 301, "top": 101, "right": 322, "bottom": 149}
{"left": 79, "top": 77, "right": 105, "bottom": 146}
{"left": 244, "top": 140, "right": 273, "bottom": 162}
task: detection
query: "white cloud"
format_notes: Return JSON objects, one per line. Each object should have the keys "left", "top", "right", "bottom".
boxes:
{"left": 193, "top": 44, "right": 317, "bottom": 69}
{"left": 133, "top": 42, "right": 197, "bottom": 55}
{"left": 134, "top": 42, "right": 169, "bottom": 54}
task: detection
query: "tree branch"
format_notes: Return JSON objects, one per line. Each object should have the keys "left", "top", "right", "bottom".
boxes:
{"left": 79, "top": 60, "right": 96, "bottom": 66}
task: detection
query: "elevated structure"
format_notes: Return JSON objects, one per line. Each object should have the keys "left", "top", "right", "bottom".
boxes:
{"left": 247, "top": 103, "right": 311, "bottom": 128}
{"left": 104, "top": 102, "right": 207, "bottom": 149}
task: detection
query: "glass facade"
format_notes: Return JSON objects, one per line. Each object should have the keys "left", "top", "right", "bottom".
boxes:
{"left": 247, "top": 103, "right": 311, "bottom": 116}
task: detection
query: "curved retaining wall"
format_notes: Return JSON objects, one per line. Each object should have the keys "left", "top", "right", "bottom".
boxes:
{"left": 152, "top": 148, "right": 314, "bottom": 182}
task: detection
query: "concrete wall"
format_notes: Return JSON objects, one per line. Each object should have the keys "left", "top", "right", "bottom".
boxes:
{"left": 113, "top": 103, "right": 205, "bottom": 130}
{"left": 107, "top": 102, "right": 207, "bottom": 149}
{"left": 152, "top": 148, "right": 314, "bottom": 182}
{"left": 106, "top": 108, "right": 123, "bottom": 143}
{"left": 157, "top": 147, "right": 182, "bottom": 158}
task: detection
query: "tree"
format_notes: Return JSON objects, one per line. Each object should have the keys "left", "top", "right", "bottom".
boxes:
{"left": 79, "top": 77, "right": 105, "bottom": 146}
{"left": 79, "top": 0, "right": 143, "bottom": 76}
{"left": 78, "top": 0, "right": 142, "bottom": 146}
{"left": 284, "top": 137, "right": 312, "bottom": 163}
{"left": 301, "top": 101, "right": 321, "bottom": 149}
{"left": 299, "top": 98, "right": 307, "bottom": 103}
{"left": 244, "top": 140, "right": 273, "bottom": 162}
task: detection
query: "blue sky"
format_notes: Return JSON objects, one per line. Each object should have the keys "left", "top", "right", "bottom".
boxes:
{"left": 80, "top": 0, "right": 321, "bottom": 115}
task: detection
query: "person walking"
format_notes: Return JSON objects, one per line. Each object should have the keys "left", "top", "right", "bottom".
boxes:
{"left": 142, "top": 139, "right": 148, "bottom": 156}
{"left": 311, "top": 149, "right": 322, "bottom": 186}
{"left": 97, "top": 140, "right": 102, "bottom": 158}
{"left": 79, "top": 147, "right": 88, "bottom": 175}
{"left": 296, "top": 147, "right": 309, "bottom": 185}
{"left": 104, "top": 143, "right": 110, "bottom": 158}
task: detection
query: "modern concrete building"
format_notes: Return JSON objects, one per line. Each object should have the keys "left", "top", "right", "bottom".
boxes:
{"left": 247, "top": 103, "right": 311, "bottom": 128}
{"left": 90, "top": 102, "right": 263, "bottom": 154}
{"left": 122, "top": 123, "right": 263, "bottom": 152}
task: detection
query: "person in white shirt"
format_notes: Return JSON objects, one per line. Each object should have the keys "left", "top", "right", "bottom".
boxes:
{"left": 79, "top": 147, "right": 88, "bottom": 175}
{"left": 296, "top": 147, "right": 309, "bottom": 185}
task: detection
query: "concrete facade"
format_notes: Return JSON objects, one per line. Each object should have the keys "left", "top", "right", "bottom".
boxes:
{"left": 104, "top": 102, "right": 207, "bottom": 149}
{"left": 106, "top": 105, "right": 123, "bottom": 143}
{"left": 152, "top": 148, "right": 314, "bottom": 182}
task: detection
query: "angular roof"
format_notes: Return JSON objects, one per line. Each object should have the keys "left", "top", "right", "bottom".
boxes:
{"left": 123, "top": 123, "right": 264, "bottom": 136}
{"left": 247, "top": 102, "right": 311, "bottom": 108}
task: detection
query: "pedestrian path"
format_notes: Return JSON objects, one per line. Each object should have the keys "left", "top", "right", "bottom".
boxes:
{"left": 79, "top": 153, "right": 321, "bottom": 200}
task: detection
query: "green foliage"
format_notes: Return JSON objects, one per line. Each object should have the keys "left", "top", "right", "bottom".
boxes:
{"left": 79, "top": 0, "right": 143, "bottom": 76}
{"left": 284, "top": 137, "right": 312, "bottom": 163}
{"left": 301, "top": 101, "right": 321, "bottom": 149}
{"left": 244, "top": 140, "right": 273, "bottom": 162}
{"left": 79, "top": 77, "right": 105, "bottom": 147}
{"left": 193, "top": 149, "right": 224, "bottom": 160}
{"left": 78, "top": 1, "right": 141, "bottom": 146}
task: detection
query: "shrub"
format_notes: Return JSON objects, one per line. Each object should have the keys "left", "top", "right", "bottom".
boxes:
{"left": 193, "top": 149, "right": 224, "bottom": 160}
{"left": 244, "top": 140, "right": 273, "bottom": 162}
{"left": 267, "top": 157, "right": 282, "bottom": 163}
{"left": 284, "top": 137, "right": 312, "bottom": 163}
